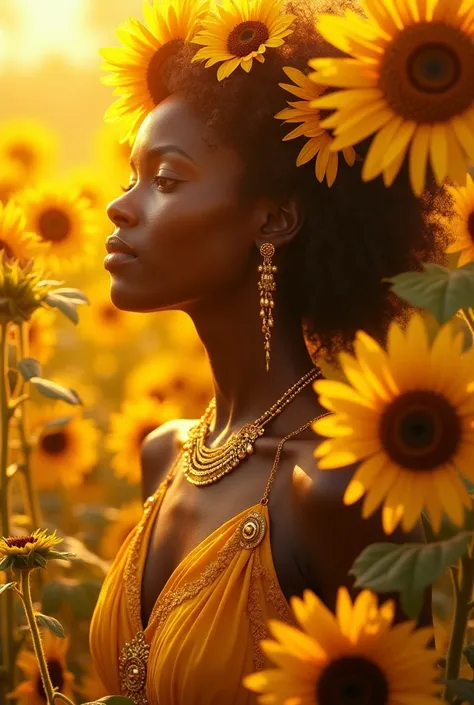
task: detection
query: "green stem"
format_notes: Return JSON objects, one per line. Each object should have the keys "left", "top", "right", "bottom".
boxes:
{"left": 0, "top": 321, "right": 17, "bottom": 702}
{"left": 18, "top": 321, "right": 42, "bottom": 532}
{"left": 443, "top": 549, "right": 474, "bottom": 701}
{"left": 19, "top": 570, "right": 56, "bottom": 705}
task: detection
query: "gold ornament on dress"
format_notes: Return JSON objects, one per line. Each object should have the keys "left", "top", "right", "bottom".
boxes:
{"left": 182, "top": 367, "right": 320, "bottom": 485}
{"left": 258, "top": 242, "right": 277, "bottom": 372}
{"left": 239, "top": 511, "right": 266, "bottom": 549}
{"left": 119, "top": 630, "right": 150, "bottom": 705}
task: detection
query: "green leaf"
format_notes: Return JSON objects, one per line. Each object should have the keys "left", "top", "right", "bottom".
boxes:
{"left": 350, "top": 532, "right": 471, "bottom": 619}
{"left": 17, "top": 357, "right": 42, "bottom": 381}
{"left": 53, "top": 287, "right": 89, "bottom": 305}
{"left": 463, "top": 644, "right": 474, "bottom": 670}
{"left": 35, "top": 612, "right": 65, "bottom": 638}
{"left": 0, "top": 582, "right": 16, "bottom": 596}
{"left": 30, "top": 378, "right": 82, "bottom": 405}
{"left": 445, "top": 679, "right": 474, "bottom": 703}
{"left": 384, "top": 262, "right": 474, "bottom": 323}
{"left": 44, "top": 293, "right": 79, "bottom": 324}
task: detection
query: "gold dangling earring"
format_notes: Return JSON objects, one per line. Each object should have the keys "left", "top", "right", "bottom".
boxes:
{"left": 258, "top": 243, "right": 277, "bottom": 372}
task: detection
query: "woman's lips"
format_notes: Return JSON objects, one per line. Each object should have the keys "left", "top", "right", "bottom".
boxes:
{"left": 104, "top": 252, "right": 137, "bottom": 271}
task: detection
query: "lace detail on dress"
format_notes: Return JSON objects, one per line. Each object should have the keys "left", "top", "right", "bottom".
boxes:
{"left": 247, "top": 551, "right": 298, "bottom": 670}
{"left": 124, "top": 487, "right": 167, "bottom": 633}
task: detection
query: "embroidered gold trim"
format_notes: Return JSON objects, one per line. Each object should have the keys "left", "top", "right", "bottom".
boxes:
{"left": 247, "top": 551, "right": 298, "bottom": 670}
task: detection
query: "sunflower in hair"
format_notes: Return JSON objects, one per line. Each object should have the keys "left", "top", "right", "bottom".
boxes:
{"left": 276, "top": 68, "right": 356, "bottom": 187}
{"left": 309, "top": 0, "right": 474, "bottom": 195}
{"left": 100, "top": 0, "right": 209, "bottom": 144}
{"left": 192, "top": 0, "right": 295, "bottom": 81}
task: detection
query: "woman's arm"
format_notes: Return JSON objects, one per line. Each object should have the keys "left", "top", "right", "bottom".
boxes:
{"left": 292, "top": 461, "right": 432, "bottom": 627}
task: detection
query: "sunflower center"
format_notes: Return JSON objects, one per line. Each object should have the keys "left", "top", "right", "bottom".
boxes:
{"left": 468, "top": 211, "right": 474, "bottom": 239}
{"left": 7, "top": 144, "right": 35, "bottom": 169}
{"left": 227, "top": 21, "right": 269, "bottom": 56}
{"left": 147, "top": 39, "right": 185, "bottom": 105}
{"left": 41, "top": 431, "right": 68, "bottom": 455}
{"left": 38, "top": 208, "right": 71, "bottom": 242}
{"left": 36, "top": 659, "right": 65, "bottom": 701}
{"left": 0, "top": 239, "right": 14, "bottom": 259}
{"left": 5, "top": 535, "right": 36, "bottom": 548}
{"left": 317, "top": 656, "right": 388, "bottom": 705}
{"left": 379, "top": 22, "right": 474, "bottom": 123}
{"left": 379, "top": 389, "right": 461, "bottom": 470}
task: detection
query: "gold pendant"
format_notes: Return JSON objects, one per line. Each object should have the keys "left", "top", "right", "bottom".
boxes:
{"left": 119, "top": 631, "right": 150, "bottom": 705}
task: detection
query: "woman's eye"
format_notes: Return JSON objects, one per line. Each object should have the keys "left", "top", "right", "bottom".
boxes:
{"left": 153, "top": 175, "right": 179, "bottom": 193}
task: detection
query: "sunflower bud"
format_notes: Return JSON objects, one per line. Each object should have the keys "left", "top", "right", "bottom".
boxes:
{"left": 0, "top": 528, "right": 75, "bottom": 572}
{"left": 0, "top": 256, "right": 55, "bottom": 325}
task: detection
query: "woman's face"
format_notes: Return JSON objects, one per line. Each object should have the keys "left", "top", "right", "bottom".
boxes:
{"left": 105, "top": 94, "right": 263, "bottom": 313}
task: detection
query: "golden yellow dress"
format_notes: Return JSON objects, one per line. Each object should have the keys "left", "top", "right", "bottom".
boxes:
{"left": 89, "top": 451, "right": 297, "bottom": 705}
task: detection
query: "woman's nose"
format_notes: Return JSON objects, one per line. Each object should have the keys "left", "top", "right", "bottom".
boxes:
{"left": 106, "top": 198, "right": 139, "bottom": 228}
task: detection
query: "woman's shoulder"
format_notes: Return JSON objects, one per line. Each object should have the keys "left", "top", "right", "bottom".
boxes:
{"left": 140, "top": 418, "right": 196, "bottom": 500}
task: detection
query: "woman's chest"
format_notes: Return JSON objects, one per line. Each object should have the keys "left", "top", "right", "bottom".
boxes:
{"left": 139, "top": 454, "right": 309, "bottom": 630}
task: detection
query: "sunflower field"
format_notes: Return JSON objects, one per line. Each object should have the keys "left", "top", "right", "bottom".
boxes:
{"left": 1, "top": 0, "right": 474, "bottom": 704}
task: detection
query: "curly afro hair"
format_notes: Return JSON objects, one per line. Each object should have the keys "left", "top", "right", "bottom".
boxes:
{"left": 162, "top": 0, "right": 451, "bottom": 357}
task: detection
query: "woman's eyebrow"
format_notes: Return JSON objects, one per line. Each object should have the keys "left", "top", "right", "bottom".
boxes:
{"left": 129, "top": 145, "right": 196, "bottom": 170}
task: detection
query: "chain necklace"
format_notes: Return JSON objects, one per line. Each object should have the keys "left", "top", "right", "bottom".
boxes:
{"left": 182, "top": 367, "right": 321, "bottom": 486}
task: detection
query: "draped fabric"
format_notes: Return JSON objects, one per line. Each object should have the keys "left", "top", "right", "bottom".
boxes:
{"left": 89, "top": 481, "right": 297, "bottom": 705}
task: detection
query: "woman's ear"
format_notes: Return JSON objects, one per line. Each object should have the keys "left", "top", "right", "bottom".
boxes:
{"left": 257, "top": 196, "right": 304, "bottom": 249}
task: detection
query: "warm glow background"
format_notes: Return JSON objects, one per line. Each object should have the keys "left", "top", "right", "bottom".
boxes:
{"left": 0, "top": 0, "right": 139, "bottom": 174}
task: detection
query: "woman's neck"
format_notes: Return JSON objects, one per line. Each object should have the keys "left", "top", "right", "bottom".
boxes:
{"left": 186, "top": 276, "right": 319, "bottom": 443}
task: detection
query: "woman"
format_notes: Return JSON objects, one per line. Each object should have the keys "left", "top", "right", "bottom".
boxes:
{"left": 89, "top": 0, "right": 449, "bottom": 701}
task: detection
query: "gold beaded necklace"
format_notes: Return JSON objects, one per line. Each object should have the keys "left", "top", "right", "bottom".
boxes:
{"left": 182, "top": 367, "right": 321, "bottom": 486}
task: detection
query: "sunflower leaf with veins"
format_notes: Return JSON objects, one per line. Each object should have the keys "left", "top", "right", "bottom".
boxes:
{"left": 350, "top": 531, "right": 470, "bottom": 618}
{"left": 384, "top": 262, "right": 474, "bottom": 324}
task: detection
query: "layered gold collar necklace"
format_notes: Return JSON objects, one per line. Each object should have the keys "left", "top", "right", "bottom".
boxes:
{"left": 182, "top": 367, "right": 321, "bottom": 486}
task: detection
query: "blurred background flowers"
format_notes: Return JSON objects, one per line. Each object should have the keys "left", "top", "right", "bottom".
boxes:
{"left": 0, "top": 1, "right": 212, "bottom": 700}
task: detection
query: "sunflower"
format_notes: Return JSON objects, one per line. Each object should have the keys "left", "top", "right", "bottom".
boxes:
{"left": 17, "top": 182, "right": 100, "bottom": 273}
{"left": 446, "top": 172, "right": 474, "bottom": 265}
{"left": 100, "top": 0, "right": 209, "bottom": 144}
{"left": 313, "top": 313, "right": 474, "bottom": 535}
{"left": 8, "top": 308, "right": 57, "bottom": 365}
{"left": 243, "top": 587, "right": 439, "bottom": 705}
{"left": 192, "top": 0, "right": 295, "bottom": 80}
{"left": 99, "top": 499, "right": 143, "bottom": 560}
{"left": 124, "top": 352, "right": 212, "bottom": 417}
{"left": 0, "top": 200, "right": 47, "bottom": 263}
{"left": 275, "top": 67, "right": 356, "bottom": 187}
{"left": 6, "top": 629, "right": 75, "bottom": 705}
{"left": 29, "top": 404, "right": 100, "bottom": 492}
{"left": 79, "top": 281, "right": 147, "bottom": 347}
{"left": 65, "top": 166, "right": 115, "bottom": 228}
{"left": 309, "top": 0, "right": 474, "bottom": 196}
{"left": 0, "top": 119, "right": 57, "bottom": 181}
{"left": 0, "top": 528, "right": 70, "bottom": 572}
{"left": 106, "top": 397, "right": 179, "bottom": 483}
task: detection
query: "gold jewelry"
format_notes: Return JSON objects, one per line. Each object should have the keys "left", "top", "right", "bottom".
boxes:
{"left": 258, "top": 243, "right": 277, "bottom": 372}
{"left": 182, "top": 367, "right": 321, "bottom": 486}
